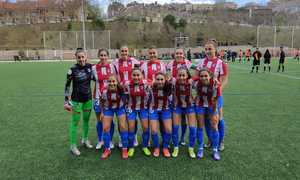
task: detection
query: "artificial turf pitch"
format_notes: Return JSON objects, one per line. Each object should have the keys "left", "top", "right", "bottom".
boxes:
{"left": 0, "top": 59, "right": 299, "bottom": 179}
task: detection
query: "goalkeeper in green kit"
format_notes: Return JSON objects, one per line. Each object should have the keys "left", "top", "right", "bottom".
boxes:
{"left": 64, "top": 48, "right": 94, "bottom": 156}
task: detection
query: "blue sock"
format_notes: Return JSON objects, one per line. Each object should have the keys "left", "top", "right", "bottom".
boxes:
{"left": 110, "top": 121, "right": 115, "bottom": 141}
{"left": 204, "top": 118, "right": 211, "bottom": 141}
{"left": 142, "top": 130, "right": 150, "bottom": 148}
{"left": 128, "top": 132, "right": 135, "bottom": 148}
{"left": 159, "top": 120, "right": 165, "bottom": 142}
{"left": 152, "top": 133, "right": 159, "bottom": 148}
{"left": 163, "top": 132, "right": 171, "bottom": 148}
{"left": 96, "top": 121, "right": 103, "bottom": 142}
{"left": 211, "top": 129, "right": 219, "bottom": 152}
{"left": 218, "top": 118, "right": 225, "bottom": 144}
{"left": 103, "top": 132, "right": 111, "bottom": 149}
{"left": 120, "top": 131, "right": 128, "bottom": 148}
{"left": 197, "top": 128, "right": 204, "bottom": 150}
{"left": 172, "top": 125, "right": 179, "bottom": 147}
{"left": 181, "top": 116, "right": 187, "bottom": 141}
{"left": 189, "top": 126, "right": 197, "bottom": 148}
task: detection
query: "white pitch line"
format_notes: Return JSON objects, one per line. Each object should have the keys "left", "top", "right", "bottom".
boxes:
{"left": 0, "top": 59, "right": 102, "bottom": 63}
{"left": 230, "top": 65, "right": 300, "bottom": 80}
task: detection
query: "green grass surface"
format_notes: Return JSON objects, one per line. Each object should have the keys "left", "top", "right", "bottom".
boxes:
{"left": 0, "top": 59, "right": 300, "bottom": 179}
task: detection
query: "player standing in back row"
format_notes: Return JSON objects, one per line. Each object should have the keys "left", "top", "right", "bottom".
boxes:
{"left": 64, "top": 48, "right": 94, "bottom": 156}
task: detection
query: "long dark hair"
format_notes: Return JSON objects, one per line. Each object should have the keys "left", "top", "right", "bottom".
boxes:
{"left": 153, "top": 72, "right": 172, "bottom": 96}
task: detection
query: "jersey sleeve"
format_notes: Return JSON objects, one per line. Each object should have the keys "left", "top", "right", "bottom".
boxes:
{"left": 220, "top": 61, "right": 228, "bottom": 77}
{"left": 186, "top": 60, "right": 193, "bottom": 69}
{"left": 166, "top": 61, "right": 172, "bottom": 72}
{"left": 140, "top": 62, "right": 147, "bottom": 78}
{"left": 196, "top": 59, "right": 204, "bottom": 71}
{"left": 160, "top": 62, "right": 167, "bottom": 74}
{"left": 64, "top": 68, "right": 73, "bottom": 102}
{"left": 112, "top": 59, "right": 119, "bottom": 73}
{"left": 131, "top": 57, "right": 141, "bottom": 68}
{"left": 123, "top": 81, "right": 130, "bottom": 95}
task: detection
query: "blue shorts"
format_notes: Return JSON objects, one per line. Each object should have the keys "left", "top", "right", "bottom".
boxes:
{"left": 195, "top": 106, "right": 218, "bottom": 116}
{"left": 217, "top": 96, "right": 223, "bottom": 109}
{"left": 93, "top": 99, "right": 101, "bottom": 114}
{"left": 103, "top": 107, "right": 126, "bottom": 117}
{"left": 127, "top": 109, "right": 149, "bottom": 121}
{"left": 173, "top": 106, "right": 195, "bottom": 115}
{"left": 149, "top": 109, "right": 172, "bottom": 121}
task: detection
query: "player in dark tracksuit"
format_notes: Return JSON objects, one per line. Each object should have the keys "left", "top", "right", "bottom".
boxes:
{"left": 277, "top": 47, "right": 286, "bottom": 72}
{"left": 251, "top": 48, "right": 262, "bottom": 73}
{"left": 263, "top": 49, "right": 272, "bottom": 72}
{"left": 64, "top": 48, "right": 94, "bottom": 156}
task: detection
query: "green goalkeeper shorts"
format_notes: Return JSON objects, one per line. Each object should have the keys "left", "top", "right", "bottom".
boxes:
{"left": 71, "top": 100, "right": 92, "bottom": 113}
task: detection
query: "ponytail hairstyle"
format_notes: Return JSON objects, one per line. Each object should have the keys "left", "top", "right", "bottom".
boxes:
{"left": 98, "top": 48, "right": 109, "bottom": 58}
{"left": 75, "top": 47, "right": 85, "bottom": 56}
{"left": 198, "top": 67, "right": 214, "bottom": 79}
{"left": 204, "top": 38, "right": 218, "bottom": 56}
{"left": 177, "top": 66, "right": 192, "bottom": 80}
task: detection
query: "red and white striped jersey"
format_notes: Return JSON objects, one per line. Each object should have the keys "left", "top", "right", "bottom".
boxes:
{"left": 112, "top": 57, "right": 140, "bottom": 83}
{"left": 171, "top": 78, "right": 193, "bottom": 108}
{"left": 196, "top": 58, "right": 228, "bottom": 80}
{"left": 193, "top": 78, "right": 221, "bottom": 107}
{"left": 166, "top": 59, "right": 192, "bottom": 78}
{"left": 101, "top": 87, "right": 124, "bottom": 109}
{"left": 123, "top": 80, "right": 151, "bottom": 110}
{"left": 141, "top": 60, "right": 166, "bottom": 83}
{"left": 92, "top": 63, "right": 117, "bottom": 99}
{"left": 150, "top": 85, "right": 171, "bottom": 110}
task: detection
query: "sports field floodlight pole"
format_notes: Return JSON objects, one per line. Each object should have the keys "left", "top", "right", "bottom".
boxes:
{"left": 43, "top": 31, "right": 46, "bottom": 60}
{"left": 256, "top": 25, "right": 260, "bottom": 48}
{"left": 108, "top": 30, "right": 111, "bottom": 52}
{"left": 273, "top": 26, "right": 277, "bottom": 57}
{"left": 81, "top": 0, "right": 87, "bottom": 51}
{"left": 291, "top": 26, "right": 295, "bottom": 57}
{"left": 60, "top": 31, "right": 63, "bottom": 61}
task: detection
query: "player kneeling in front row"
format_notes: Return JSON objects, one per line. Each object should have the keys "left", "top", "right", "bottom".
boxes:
{"left": 124, "top": 68, "right": 151, "bottom": 157}
{"left": 98, "top": 75, "right": 128, "bottom": 159}
{"left": 194, "top": 68, "right": 221, "bottom": 161}
{"left": 149, "top": 72, "right": 173, "bottom": 158}
{"left": 171, "top": 67, "right": 197, "bottom": 158}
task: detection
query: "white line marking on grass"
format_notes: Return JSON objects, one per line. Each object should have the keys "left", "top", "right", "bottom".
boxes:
{"left": 0, "top": 60, "right": 101, "bottom": 63}
{"left": 230, "top": 65, "right": 300, "bottom": 80}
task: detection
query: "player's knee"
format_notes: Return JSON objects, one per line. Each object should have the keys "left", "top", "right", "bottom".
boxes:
{"left": 103, "top": 125, "right": 110, "bottom": 133}
{"left": 119, "top": 123, "right": 127, "bottom": 131}
{"left": 151, "top": 129, "right": 158, "bottom": 134}
{"left": 165, "top": 126, "right": 172, "bottom": 134}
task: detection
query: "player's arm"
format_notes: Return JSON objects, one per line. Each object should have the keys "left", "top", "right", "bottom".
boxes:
{"left": 220, "top": 62, "right": 229, "bottom": 88}
{"left": 149, "top": 89, "right": 154, "bottom": 112}
{"left": 64, "top": 69, "right": 73, "bottom": 111}
{"left": 212, "top": 83, "right": 221, "bottom": 113}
